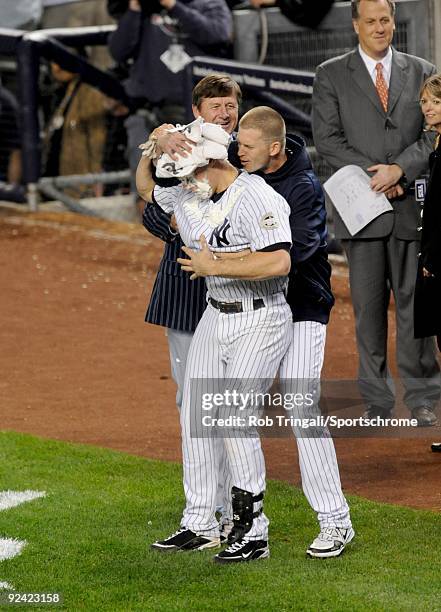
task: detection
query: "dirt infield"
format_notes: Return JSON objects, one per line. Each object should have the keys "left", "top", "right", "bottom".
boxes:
{"left": 1, "top": 206, "right": 440, "bottom": 512}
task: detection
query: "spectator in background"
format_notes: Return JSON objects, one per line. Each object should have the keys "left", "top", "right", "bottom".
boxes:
{"left": 0, "top": 82, "right": 25, "bottom": 202}
{"left": 107, "top": 0, "right": 232, "bottom": 205}
{"left": 414, "top": 74, "right": 441, "bottom": 352}
{"left": 0, "top": 0, "right": 43, "bottom": 30}
{"left": 0, "top": 84, "right": 22, "bottom": 186}
{"left": 42, "top": 57, "right": 107, "bottom": 198}
{"left": 413, "top": 74, "right": 441, "bottom": 453}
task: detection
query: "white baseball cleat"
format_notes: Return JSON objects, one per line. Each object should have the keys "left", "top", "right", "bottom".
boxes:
{"left": 306, "top": 526, "right": 355, "bottom": 558}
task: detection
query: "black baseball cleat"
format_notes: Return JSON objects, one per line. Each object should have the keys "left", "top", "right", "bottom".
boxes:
{"left": 151, "top": 528, "right": 220, "bottom": 552}
{"left": 214, "top": 537, "right": 269, "bottom": 563}
{"left": 431, "top": 442, "right": 441, "bottom": 452}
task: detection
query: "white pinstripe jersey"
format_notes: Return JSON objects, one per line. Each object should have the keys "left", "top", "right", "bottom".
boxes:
{"left": 153, "top": 171, "right": 292, "bottom": 302}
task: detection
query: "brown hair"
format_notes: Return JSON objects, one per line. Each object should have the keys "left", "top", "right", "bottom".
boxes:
{"left": 420, "top": 73, "right": 441, "bottom": 100}
{"left": 351, "top": 0, "right": 395, "bottom": 19}
{"left": 192, "top": 74, "right": 242, "bottom": 109}
{"left": 239, "top": 106, "right": 286, "bottom": 145}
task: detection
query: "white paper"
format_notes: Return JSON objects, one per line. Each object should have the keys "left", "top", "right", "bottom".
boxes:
{"left": 324, "top": 165, "right": 393, "bottom": 236}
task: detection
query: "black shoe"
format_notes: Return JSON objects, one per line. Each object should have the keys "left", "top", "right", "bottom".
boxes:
{"left": 214, "top": 537, "right": 269, "bottom": 563}
{"left": 411, "top": 406, "right": 438, "bottom": 427}
{"left": 362, "top": 405, "right": 392, "bottom": 420}
{"left": 151, "top": 528, "right": 220, "bottom": 552}
{"left": 431, "top": 443, "right": 441, "bottom": 452}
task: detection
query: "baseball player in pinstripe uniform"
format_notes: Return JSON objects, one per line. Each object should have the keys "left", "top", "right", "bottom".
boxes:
{"left": 142, "top": 75, "right": 241, "bottom": 407}
{"left": 141, "top": 76, "right": 242, "bottom": 529}
{"left": 137, "top": 127, "right": 293, "bottom": 563}
{"left": 178, "top": 107, "right": 355, "bottom": 558}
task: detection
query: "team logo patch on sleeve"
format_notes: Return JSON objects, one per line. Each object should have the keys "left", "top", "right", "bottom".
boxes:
{"left": 260, "top": 212, "right": 279, "bottom": 230}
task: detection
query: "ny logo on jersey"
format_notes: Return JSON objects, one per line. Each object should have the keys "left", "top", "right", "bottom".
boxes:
{"left": 209, "top": 218, "right": 231, "bottom": 248}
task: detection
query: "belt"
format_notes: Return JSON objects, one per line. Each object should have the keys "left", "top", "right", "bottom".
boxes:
{"left": 209, "top": 297, "right": 265, "bottom": 314}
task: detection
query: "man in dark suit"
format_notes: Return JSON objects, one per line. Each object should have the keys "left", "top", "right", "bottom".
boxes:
{"left": 312, "top": 0, "right": 440, "bottom": 426}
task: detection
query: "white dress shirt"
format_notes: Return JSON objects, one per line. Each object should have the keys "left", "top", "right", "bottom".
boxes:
{"left": 358, "top": 45, "right": 393, "bottom": 87}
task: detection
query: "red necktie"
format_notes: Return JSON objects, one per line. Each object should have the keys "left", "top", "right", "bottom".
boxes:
{"left": 375, "top": 62, "right": 388, "bottom": 112}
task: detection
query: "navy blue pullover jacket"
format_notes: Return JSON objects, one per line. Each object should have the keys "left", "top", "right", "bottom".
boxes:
{"left": 256, "top": 135, "right": 334, "bottom": 324}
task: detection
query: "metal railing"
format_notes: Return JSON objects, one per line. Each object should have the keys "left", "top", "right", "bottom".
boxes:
{"left": 1, "top": 26, "right": 319, "bottom": 214}
{"left": 0, "top": 25, "right": 128, "bottom": 212}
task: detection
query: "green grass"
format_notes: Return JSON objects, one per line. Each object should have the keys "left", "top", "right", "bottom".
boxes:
{"left": 0, "top": 431, "right": 440, "bottom": 611}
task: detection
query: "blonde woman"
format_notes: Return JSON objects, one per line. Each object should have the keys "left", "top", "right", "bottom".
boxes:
{"left": 414, "top": 74, "right": 441, "bottom": 350}
{"left": 414, "top": 74, "right": 441, "bottom": 452}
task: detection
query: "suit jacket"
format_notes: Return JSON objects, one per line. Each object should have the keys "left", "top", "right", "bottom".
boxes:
{"left": 312, "top": 48, "right": 436, "bottom": 240}
{"left": 414, "top": 136, "right": 441, "bottom": 339}
{"left": 142, "top": 201, "right": 207, "bottom": 332}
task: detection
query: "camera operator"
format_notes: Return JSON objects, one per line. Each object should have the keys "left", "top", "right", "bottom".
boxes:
{"left": 107, "top": 0, "right": 232, "bottom": 198}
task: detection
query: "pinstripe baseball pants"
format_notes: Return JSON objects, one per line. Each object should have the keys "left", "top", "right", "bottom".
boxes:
{"left": 280, "top": 321, "right": 351, "bottom": 529}
{"left": 180, "top": 295, "right": 292, "bottom": 540}
{"left": 167, "top": 327, "right": 230, "bottom": 518}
